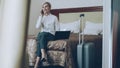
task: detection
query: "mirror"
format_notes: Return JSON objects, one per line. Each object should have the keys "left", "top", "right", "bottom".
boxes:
{"left": 26, "top": 1, "right": 103, "bottom": 68}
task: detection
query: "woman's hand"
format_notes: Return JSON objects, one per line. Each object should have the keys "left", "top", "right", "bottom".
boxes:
{"left": 41, "top": 10, "right": 44, "bottom": 16}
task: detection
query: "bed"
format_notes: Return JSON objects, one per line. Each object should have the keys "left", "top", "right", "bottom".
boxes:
{"left": 26, "top": 6, "right": 103, "bottom": 68}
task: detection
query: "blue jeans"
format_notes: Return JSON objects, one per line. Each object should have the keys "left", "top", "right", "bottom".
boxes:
{"left": 36, "top": 32, "right": 55, "bottom": 57}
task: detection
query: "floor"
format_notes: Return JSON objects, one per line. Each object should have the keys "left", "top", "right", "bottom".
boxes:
{"left": 29, "top": 66, "right": 64, "bottom": 68}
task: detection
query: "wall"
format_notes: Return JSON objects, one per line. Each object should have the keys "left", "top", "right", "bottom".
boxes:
{"left": 47, "top": 0, "right": 103, "bottom": 9}
{"left": 28, "top": 0, "right": 45, "bottom": 36}
{"left": 59, "top": 12, "right": 103, "bottom": 23}
{"left": 102, "top": 0, "right": 112, "bottom": 68}
{"left": 28, "top": 0, "right": 103, "bottom": 36}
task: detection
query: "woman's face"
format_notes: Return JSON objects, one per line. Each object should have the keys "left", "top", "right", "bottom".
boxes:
{"left": 42, "top": 3, "right": 51, "bottom": 15}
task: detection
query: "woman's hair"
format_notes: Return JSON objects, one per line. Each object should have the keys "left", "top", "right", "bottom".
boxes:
{"left": 43, "top": 2, "right": 51, "bottom": 8}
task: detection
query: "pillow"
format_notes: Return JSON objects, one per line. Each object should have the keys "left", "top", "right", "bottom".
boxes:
{"left": 47, "top": 40, "right": 67, "bottom": 51}
{"left": 82, "top": 21, "right": 103, "bottom": 35}
{"left": 60, "top": 20, "right": 80, "bottom": 33}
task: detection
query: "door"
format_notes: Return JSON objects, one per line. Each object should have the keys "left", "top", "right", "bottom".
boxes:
{"left": 112, "top": 0, "right": 120, "bottom": 68}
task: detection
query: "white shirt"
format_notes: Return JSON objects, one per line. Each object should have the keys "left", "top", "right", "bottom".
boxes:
{"left": 36, "top": 14, "right": 60, "bottom": 35}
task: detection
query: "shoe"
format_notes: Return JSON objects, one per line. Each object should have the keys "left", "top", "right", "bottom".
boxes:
{"left": 42, "top": 61, "right": 50, "bottom": 66}
{"left": 41, "top": 58, "right": 47, "bottom": 62}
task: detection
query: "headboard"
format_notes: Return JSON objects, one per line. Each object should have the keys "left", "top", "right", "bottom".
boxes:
{"left": 51, "top": 6, "right": 103, "bottom": 18}
{"left": 51, "top": 6, "right": 103, "bottom": 23}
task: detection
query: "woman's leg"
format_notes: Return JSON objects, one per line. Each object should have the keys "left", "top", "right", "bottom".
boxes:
{"left": 40, "top": 32, "right": 55, "bottom": 60}
{"left": 34, "top": 57, "right": 40, "bottom": 68}
{"left": 34, "top": 32, "right": 43, "bottom": 68}
{"left": 34, "top": 32, "right": 55, "bottom": 67}
{"left": 41, "top": 49, "right": 47, "bottom": 61}
{"left": 39, "top": 33, "right": 48, "bottom": 60}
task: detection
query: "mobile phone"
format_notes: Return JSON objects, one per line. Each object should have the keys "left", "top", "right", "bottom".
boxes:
{"left": 41, "top": 10, "right": 44, "bottom": 15}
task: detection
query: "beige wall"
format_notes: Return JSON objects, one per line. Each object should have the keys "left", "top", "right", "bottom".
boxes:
{"left": 28, "top": 0, "right": 45, "bottom": 36}
{"left": 59, "top": 12, "right": 103, "bottom": 23}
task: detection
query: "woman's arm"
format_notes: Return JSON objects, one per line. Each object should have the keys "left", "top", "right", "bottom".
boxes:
{"left": 55, "top": 16, "right": 60, "bottom": 31}
{"left": 35, "top": 16, "right": 42, "bottom": 29}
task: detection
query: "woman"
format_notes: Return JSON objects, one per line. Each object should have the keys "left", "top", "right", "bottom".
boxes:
{"left": 34, "top": 2, "right": 59, "bottom": 68}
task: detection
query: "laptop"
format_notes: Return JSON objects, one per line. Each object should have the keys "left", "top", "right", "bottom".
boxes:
{"left": 55, "top": 31, "right": 71, "bottom": 40}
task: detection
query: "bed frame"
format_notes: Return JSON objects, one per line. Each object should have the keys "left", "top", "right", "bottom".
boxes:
{"left": 51, "top": 6, "right": 103, "bottom": 19}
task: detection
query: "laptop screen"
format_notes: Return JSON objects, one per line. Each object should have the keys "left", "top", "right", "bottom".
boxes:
{"left": 55, "top": 31, "right": 71, "bottom": 40}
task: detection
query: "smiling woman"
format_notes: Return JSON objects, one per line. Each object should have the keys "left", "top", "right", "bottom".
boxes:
{"left": 41, "top": 2, "right": 51, "bottom": 16}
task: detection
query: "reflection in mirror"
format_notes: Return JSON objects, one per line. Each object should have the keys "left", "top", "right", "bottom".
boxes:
{"left": 27, "top": 5, "right": 103, "bottom": 68}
